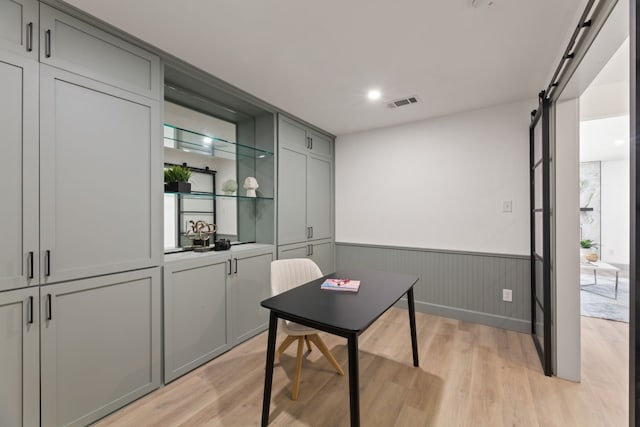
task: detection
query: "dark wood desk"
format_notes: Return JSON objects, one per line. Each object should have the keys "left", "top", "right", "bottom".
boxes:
{"left": 260, "top": 270, "right": 420, "bottom": 426}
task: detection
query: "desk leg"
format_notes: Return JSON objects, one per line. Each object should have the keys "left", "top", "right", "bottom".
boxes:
{"left": 347, "top": 334, "right": 360, "bottom": 427}
{"left": 407, "top": 287, "right": 420, "bottom": 367}
{"left": 261, "top": 312, "right": 278, "bottom": 427}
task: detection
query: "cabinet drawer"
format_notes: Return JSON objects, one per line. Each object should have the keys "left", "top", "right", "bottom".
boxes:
{"left": 39, "top": 4, "right": 160, "bottom": 99}
{"left": 0, "top": 0, "right": 38, "bottom": 59}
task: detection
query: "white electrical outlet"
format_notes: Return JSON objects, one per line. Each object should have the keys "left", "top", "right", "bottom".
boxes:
{"left": 502, "top": 200, "right": 512, "bottom": 213}
{"left": 502, "top": 289, "right": 512, "bottom": 302}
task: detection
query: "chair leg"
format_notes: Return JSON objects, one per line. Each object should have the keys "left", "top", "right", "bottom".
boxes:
{"left": 305, "top": 335, "right": 312, "bottom": 352}
{"left": 275, "top": 335, "right": 297, "bottom": 359}
{"left": 291, "top": 337, "right": 305, "bottom": 400}
{"left": 308, "top": 334, "right": 345, "bottom": 376}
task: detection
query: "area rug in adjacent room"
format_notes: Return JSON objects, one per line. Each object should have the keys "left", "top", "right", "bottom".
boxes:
{"left": 580, "top": 272, "right": 629, "bottom": 322}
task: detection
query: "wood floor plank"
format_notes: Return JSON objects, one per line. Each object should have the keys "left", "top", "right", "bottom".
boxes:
{"left": 95, "top": 309, "right": 628, "bottom": 427}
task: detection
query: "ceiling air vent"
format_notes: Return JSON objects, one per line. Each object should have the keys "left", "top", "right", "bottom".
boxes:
{"left": 387, "top": 96, "right": 420, "bottom": 109}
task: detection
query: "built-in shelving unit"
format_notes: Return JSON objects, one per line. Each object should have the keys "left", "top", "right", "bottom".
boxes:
{"left": 163, "top": 93, "right": 275, "bottom": 253}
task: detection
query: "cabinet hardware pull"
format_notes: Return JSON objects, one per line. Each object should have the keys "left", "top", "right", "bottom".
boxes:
{"left": 45, "top": 29, "right": 51, "bottom": 58}
{"left": 45, "top": 250, "right": 51, "bottom": 277}
{"left": 28, "top": 251, "right": 34, "bottom": 279}
{"left": 310, "top": 227, "right": 313, "bottom": 238}
{"left": 310, "top": 137, "right": 313, "bottom": 150}
{"left": 234, "top": 258, "right": 238, "bottom": 274}
{"left": 26, "top": 23, "right": 33, "bottom": 52}
{"left": 28, "top": 296, "right": 34, "bottom": 324}
{"left": 228, "top": 259, "right": 232, "bottom": 276}
{"left": 47, "top": 294, "right": 52, "bottom": 320}
{"left": 310, "top": 244, "right": 314, "bottom": 256}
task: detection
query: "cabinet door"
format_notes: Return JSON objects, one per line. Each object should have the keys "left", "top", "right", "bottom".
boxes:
{"left": 307, "top": 155, "right": 332, "bottom": 241}
{"left": 41, "top": 268, "right": 161, "bottom": 427}
{"left": 278, "top": 115, "right": 308, "bottom": 151}
{"left": 164, "top": 257, "right": 230, "bottom": 383}
{"left": 230, "top": 250, "right": 273, "bottom": 344}
{"left": 39, "top": 4, "right": 160, "bottom": 99}
{"left": 40, "top": 65, "right": 162, "bottom": 284}
{"left": 0, "top": 287, "right": 39, "bottom": 427}
{"left": 0, "top": 0, "right": 37, "bottom": 59}
{"left": 307, "top": 130, "right": 333, "bottom": 158}
{"left": 310, "top": 241, "right": 334, "bottom": 275}
{"left": 0, "top": 50, "right": 38, "bottom": 291}
{"left": 278, "top": 146, "right": 308, "bottom": 245}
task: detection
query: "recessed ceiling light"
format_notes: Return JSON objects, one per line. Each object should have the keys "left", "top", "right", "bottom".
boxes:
{"left": 615, "top": 139, "right": 625, "bottom": 145}
{"left": 367, "top": 89, "right": 381, "bottom": 101}
{"left": 203, "top": 137, "right": 212, "bottom": 144}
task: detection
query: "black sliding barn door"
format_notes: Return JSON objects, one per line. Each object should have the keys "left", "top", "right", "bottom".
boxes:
{"left": 530, "top": 94, "right": 552, "bottom": 376}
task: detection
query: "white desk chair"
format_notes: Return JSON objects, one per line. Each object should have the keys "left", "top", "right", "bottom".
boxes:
{"left": 270, "top": 258, "right": 345, "bottom": 400}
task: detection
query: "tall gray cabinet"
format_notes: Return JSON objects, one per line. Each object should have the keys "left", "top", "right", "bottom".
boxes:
{"left": 0, "top": 2, "right": 163, "bottom": 426}
{"left": 277, "top": 116, "right": 335, "bottom": 273}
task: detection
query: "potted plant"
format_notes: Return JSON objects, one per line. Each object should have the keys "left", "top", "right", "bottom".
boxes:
{"left": 580, "top": 239, "right": 599, "bottom": 262}
{"left": 164, "top": 165, "right": 192, "bottom": 193}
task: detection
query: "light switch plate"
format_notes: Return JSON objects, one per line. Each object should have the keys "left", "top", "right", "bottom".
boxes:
{"left": 502, "top": 200, "right": 512, "bottom": 213}
{"left": 503, "top": 289, "right": 513, "bottom": 302}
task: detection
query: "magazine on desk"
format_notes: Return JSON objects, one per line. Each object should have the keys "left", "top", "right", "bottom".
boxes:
{"left": 320, "top": 278, "right": 361, "bottom": 292}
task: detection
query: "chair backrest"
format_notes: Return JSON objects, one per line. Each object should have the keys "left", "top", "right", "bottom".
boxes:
{"left": 270, "top": 258, "right": 323, "bottom": 296}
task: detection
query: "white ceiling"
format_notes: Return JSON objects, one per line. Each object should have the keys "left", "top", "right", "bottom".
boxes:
{"left": 580, "top": 115, "right": 629, "bottom": 162}
{"left": 63, "top": 0, "right": 585, "bottom": 135}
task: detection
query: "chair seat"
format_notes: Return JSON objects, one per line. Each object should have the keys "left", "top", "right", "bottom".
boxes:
{"left": 282, "top": 319, "right": 317, "bottom": 335}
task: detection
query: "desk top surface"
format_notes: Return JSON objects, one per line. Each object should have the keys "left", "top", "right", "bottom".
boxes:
{"left": 581, "top": 261, "right": 620, "bottom": 271}
{"left": 261, "top": 269, "right": 419, "bottom": 336}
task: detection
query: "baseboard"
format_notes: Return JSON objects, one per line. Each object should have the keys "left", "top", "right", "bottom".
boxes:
{"left": 395, "top": 299, "right": 531, "bottom": 333}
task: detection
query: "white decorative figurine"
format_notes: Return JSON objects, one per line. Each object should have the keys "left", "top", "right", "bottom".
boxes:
{"left": 243, "top": 176, "right": 259, "bottom": 197}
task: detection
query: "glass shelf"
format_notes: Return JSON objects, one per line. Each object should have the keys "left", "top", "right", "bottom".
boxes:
{"left": 164, "top": 191, "right": 274, "bottom": 201}
{"left": 163, "top": 124, "right": 273, "bottom": 160}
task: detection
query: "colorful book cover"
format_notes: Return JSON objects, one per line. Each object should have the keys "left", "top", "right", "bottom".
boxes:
{"left": 320, "top": 278, "right": 360, "bottom": 292}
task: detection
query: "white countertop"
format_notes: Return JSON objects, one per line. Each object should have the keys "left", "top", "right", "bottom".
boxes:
{"left": 164, "top": 243, "right": 274, "bottom": 264}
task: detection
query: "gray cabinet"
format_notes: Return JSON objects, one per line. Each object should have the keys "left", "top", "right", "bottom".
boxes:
{"left": 40, "top": 268, "right": 161, "bottom": 427}
{"left": 39, "top": 64, "right": 162, "bottom": 284}
{"left": 278, "top": 116, "right": 334, "bottom": 246}
{"left": 163, "top": 246, "right": 274, "bottom": 383}
{"left": 0, "top": 0, "right": 38, "bottom": 59}
{"left": 39, "top": 3, "right": 161, "bottom": 99}
{"left": 163, "top": 255, "right": 230, "bottom": 383}
{"left": 278, "top": 239, "right": 335, "bottom": 275}
{"left": 0, "top": 49, "right": 39, "bottom": 292}
{"left": 0, "top": 287, "right": 39, "bottom": 427}
{"left": 230, "top": 249, "right": 274, "bottom": 343}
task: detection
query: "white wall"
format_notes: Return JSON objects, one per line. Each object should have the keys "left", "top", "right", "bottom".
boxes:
{"left": 554, "top": 99, "right": 581, "bottom": 382}
{"left": 601, "top": 159, "right": 630, "bottom": 265}
{"left": 335, "top": 101, "right": 531, "bottom": 255}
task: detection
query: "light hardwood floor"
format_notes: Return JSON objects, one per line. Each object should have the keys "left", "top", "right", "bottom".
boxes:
{"left": 96, "top": 309, "right": 627, "bottom": 426}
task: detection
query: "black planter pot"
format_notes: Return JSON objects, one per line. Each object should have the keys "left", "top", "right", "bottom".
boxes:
{"left": 164, "top": 182, "right": 191, "bottom": 193}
